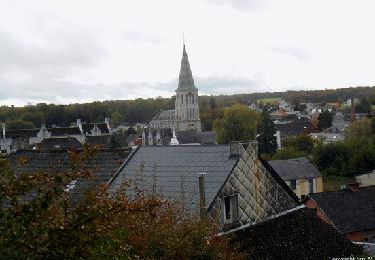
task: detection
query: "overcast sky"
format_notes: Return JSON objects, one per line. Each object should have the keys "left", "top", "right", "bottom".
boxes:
{"left": 1, "top": 0, "right": 375, "bottom": 106}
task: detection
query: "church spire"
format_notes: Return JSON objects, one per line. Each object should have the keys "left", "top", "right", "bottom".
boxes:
{"left": 176, "top": 45, "right": 198, "bottom": 92}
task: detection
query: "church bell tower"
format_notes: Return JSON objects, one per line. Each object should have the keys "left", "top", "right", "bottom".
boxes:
{"left": 174, "top": 45, "right": 202, "bottom": 132}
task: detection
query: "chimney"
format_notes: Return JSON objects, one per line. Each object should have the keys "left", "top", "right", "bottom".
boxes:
{"left": 275, "top": 131, "right": 281, "bottom": 149}
{"left": 1, "top": 123, "right": 5, "bottom": 140}
{"left": 348, "top": 182, "right": 360, "bottom": 192}
{"left": 77, "top": 119, "right": 84, "bottom": 136}
{"left": 198, "top": 173, "right": 207, "bottom": 222}
{"left": 105, "top": 117, "right": 111, "bottom": 131}
{"left": 351, "top": 97, "right": 355, "bottom": 122}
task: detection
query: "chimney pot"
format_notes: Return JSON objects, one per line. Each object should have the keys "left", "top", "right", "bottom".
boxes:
{"left": 348, "top": 182, "right": 360, "bottom": 192}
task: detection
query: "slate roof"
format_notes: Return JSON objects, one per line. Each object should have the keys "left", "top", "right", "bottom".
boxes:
{"left": 228, "top": 207, "right": 364, "bottom": 259}
{"left": 37, "top": 137, "right": 82, "bottom": 150}
{"left": 82, "top": 123, "right": 110, "bottom": 134}
{"left": 5, "top": 129, "right": 39, "bottom": 138}
{"left": 153, "top": 110, "right": 175, "bottom": 121}
{"left": 306, "top": 186, "right": 375, "bottom": 234}
{"left": 176, "top": 131, "right": 217, "bottom": 144}
{"left": 176, "top": 45, "right": 198, "bottom": 92}
{"left": 86, "top": 135, "right": 112, "bottom": 147}
{"left": 267, "top": 157, "right": 322, "bottom": 180}
{"left": 109, "top": 145, "right": 238, "bottom": 212}
{"left": 6, "top": 149, "right": 129, "bottom": 203}
{"left": 275, "top": 119, "right": 314, "bottom": 138}
{"left": 48, "top": 126, "right": 82, "bottom": 136}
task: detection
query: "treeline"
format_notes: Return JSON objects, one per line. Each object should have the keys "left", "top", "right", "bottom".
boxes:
{"left": 0, "top": 86, "right": 374, "bottom": 130}
{"left": 0, "top": 98, "right": 175, "bottom": 129}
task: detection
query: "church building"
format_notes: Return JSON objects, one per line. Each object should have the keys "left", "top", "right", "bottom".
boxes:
{"left": 149, "top": 45, "right": 202, "bottom": 132}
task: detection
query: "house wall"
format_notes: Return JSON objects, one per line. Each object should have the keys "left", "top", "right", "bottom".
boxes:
{"left": 208, "top": 142, "right": 299, "bottom": 231}
{"left": 290, "top": 176, "right": 323, "bottom": 198}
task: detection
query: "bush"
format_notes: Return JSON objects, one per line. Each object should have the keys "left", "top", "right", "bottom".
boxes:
{"left": 0, "top": 149, "right": 244, "bottom": 259}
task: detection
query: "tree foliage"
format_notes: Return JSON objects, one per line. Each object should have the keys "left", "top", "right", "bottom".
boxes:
{"left": 308, "top": 119, "right": 375, "bottom": 176}
{"left": 257, "top": 107, "right": 277, "bottom": 155}
{"left": 0, "top": 148, "right": 243, "bottom": 259}
{"left": 213, "top": 104, "right": 260, "bottom": 144}
{"left": 317, "top": 110, "right": 333, "bottom": 131}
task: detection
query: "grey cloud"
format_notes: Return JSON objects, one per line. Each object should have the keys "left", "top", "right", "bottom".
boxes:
{"left": 196, "top": 76, "right": 265, "bottom": 95}
{"left": 204, "top": 0, "right": 266, "bottom": 10}
{"left": 0, "top": 15, "right": 107, "bottom": 79}
{"left": 263, "top": 45, "right": 313, "bottom": 61}
{"left": 0, "top": 75, "right": 266, "bottom": 105}
{"left": 121, "top": 30, "right": 163, "bottom": 44}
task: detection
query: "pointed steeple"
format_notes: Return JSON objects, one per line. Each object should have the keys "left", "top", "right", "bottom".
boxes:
{"left": 176, "top": 45, "right": 198, "bottom": 92}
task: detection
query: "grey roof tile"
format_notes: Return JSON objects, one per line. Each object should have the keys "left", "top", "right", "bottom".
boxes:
{"left": 109, "top": 145, "right": 238, "bottom": 212}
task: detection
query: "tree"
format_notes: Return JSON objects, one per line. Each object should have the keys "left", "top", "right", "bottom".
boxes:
{"left": 0, "top": 148, "right": 244, "bottom": 259}
{"left": 317, "top": 110, "right": 333, "bottom": 131}
{"left": 214, "top": 104, "right": 260, "bottom": 144}
{"left": 257, "top": 107, "right": 277, "bottom": 155}
{"left": 283, "top": 135, "right": 315, "bottom": 153}
{"left": 344, "top": 118, "right": 372, "bottom": 140}
{"left": 355, "top": 98, "right": 371, "bottom": 114}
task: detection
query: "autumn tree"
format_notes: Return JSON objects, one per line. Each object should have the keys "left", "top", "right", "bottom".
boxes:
{"left": 214, "top": 104, "right": 260, "bottom": 144}
{"left": 257, "top": 107, "right": 277, "bottom": 155}
{"left": 0, "top": 147, "right": 244, "bottom": 259}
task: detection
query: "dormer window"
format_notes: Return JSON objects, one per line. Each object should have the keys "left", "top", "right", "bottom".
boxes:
{"left": 224, "top": 194, "right": 239, "bottom": 223}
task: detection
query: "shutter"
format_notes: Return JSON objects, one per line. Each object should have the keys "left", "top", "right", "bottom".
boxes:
{"left": 231, "top": 194, "right": 239, "bottom": 223}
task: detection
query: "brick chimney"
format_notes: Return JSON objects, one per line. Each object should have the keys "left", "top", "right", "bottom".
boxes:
{"left": 348, "top": 182, "right": 360, "bottom": 192}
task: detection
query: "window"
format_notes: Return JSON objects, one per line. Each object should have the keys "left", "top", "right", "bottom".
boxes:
{"left": 290, "top": 179, "right": 297, "bottom": 190}
{"left": 224, "top": 194, "right": 239, "bottom": 223}
{"left": 309, "top": 178, "right": 314, "bottom": 193}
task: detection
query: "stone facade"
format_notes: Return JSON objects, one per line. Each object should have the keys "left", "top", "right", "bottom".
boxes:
{"left": 207, "top": 142, "right": 299, "bottom": 230}
{"left": 148, "top": 45, "right": 202, "bottom": 133}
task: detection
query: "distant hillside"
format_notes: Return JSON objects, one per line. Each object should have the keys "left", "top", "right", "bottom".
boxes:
{"left": 0, "top": 86, "right": 374, "bottom": 129}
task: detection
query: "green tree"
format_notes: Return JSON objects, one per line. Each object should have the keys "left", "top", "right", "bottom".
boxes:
{"left": 283, "top": 135, "right": 315, "bottom": 153}
{"left": 111, "top": 111, "right": 122, "bottom": 127}
{"left": 344, "top": 118, "right": 372, "bottom": 140}
{"left": 214, "top": 104, "right": 260, "bottom": 144}
{"left": 257, "top": 107, "right": 277, "bottom": 155}
{"left": 6, "top": 119, "right": 35, "bottom": 130}
{"left": 355, "top": 98, "right": 371, "bottom": 114}
{"left": 317, "top": 110, "right": 333, "bottom": 131}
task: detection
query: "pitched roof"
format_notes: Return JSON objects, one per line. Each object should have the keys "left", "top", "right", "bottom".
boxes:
{"left": 6, "top": 149, "right": 129, "bottom": 203}
{"left": 175, "top": 45, "right": 198, "bottom": 92}
{"left": 82, "top": 123, "right": 110, "bottom": 134}
{"left": 5, "top": 129, "right": 39, "bottom": 138}
{"left": 48, "top": 126, "right": 82, "bottom": 136}
{"left": 109, "top": 145, "right": 238, "bottom": 212}
{"left": 176, "top": 131, "right": 217, "bottom": 144}
{"left": 267, "top": 157, "right": 322, "bottom": 180}
{"left": 86, "top": 135, "right": 112, "bottom": 147}
{"left": 275, "top": 119, "right": 314, "bottom": 137}
{"left": 228, "top": 207, "right": 364, "bottom": 259}
{"left": 152, "top": 110, "right": 175, "bottom": 121}
{"left": 306, "top": 186, "right": 375, "bottom": 234}
{"left": 259, "top": 157, "right": 300, "bottom": 203}
{"left": 38, "top": 137, "right": 82, "bottom": 150}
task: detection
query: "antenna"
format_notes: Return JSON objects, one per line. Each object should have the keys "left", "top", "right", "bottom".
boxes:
{"left": 182, "top": 30, "right": 185, "bottom": 46}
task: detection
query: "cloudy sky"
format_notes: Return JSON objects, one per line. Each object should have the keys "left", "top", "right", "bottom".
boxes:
{"left": 0, "top": 0, "right": 374, "bottom": 105}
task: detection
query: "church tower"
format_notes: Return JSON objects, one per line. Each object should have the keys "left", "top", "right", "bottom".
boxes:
{"left": 174, "top": 45, "right": 202, "bottom": 132}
